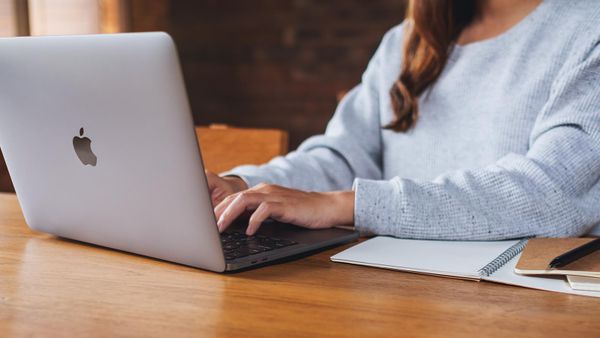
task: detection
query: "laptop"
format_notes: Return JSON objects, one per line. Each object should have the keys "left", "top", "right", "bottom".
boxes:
{"left": 0, "top": 32, "right": 359, "bottom": 272}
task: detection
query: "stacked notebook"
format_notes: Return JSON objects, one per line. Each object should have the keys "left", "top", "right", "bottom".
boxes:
{"left": 330, "top": 236, "right": 600, "bottom": 297}
{"left": 515, "top": 238, "right": 600, "bottom": 291}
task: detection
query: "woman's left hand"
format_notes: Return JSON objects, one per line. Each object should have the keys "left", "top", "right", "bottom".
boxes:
{"left": 214, "top": 183, "right": 355, "bottom": 235}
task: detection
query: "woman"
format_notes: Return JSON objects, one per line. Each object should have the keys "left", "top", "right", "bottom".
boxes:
{"left": 207, "top": 0, "right": 600, "bottom": 240}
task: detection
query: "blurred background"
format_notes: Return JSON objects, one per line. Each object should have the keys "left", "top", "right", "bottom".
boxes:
{"left": 0, "top": 0, "right": 406, "bottom": 191}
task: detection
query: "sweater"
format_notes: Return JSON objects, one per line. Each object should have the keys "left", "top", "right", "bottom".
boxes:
{"left": 224, "top": 0, "right": 600, "bottom": 240}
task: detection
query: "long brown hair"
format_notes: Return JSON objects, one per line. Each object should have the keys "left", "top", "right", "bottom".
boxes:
{"left": 387, "top": 0, "right": 476, "bottom": 132}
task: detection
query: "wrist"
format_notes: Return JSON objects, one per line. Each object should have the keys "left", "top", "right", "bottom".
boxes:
{"left": 325, "top": 190, "right": 355, "bottom": 226}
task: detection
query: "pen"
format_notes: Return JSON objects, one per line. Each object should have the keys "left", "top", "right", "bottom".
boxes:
{"left": 548, "top": 238, "right": 600, "bottom": 269}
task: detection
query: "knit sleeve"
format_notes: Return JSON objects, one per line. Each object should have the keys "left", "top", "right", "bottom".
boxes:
{"left": 354, "top": 41, "right": 600, "bottom": 239}
{"left": 222, "top": 25, "right": 404, "bottom": 192}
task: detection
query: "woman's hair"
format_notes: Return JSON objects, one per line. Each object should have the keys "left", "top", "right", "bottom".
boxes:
{"left": 387, "top": 0, "right": 477, "bottom": 132}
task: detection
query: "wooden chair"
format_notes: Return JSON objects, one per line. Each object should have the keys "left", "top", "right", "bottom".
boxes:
{"left": 195, "top": 124, "right": 288, "bottom": 173}
{"left": 0, "top": 151, "right": 14, "bottom": 192}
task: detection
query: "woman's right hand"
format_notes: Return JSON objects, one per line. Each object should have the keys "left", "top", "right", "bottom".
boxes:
{"left": 205, "top": 170, "right": 248, "bottom": 206}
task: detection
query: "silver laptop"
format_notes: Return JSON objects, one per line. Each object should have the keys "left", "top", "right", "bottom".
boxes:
{"left": 0, "top": 32, "right": 358, "bottom": 272}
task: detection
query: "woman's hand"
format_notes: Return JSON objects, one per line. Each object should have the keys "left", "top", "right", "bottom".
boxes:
{"left": 205, "top": 171, "right": 248, "bottom": 206}
{"left": 214, "top": 183, "right": 355, "bottom": 235}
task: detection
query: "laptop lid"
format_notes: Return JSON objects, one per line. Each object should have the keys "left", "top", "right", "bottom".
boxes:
{"left": 0, "top": 32, "right": 226, "bottom": 272}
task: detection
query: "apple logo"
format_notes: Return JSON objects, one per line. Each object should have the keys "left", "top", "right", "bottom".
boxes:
{"left": 72, "top": 127, "right": 97, "bottom": 166}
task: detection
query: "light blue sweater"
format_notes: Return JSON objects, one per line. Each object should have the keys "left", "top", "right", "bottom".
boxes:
{"left": 225, "top": 0, "right": 600, "bottom": 240}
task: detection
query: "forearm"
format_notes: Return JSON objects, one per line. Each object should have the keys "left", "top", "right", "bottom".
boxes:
{"left": 353, "top": 151, "right": 600, "bottom": 240}
{"left": 222, "top": 58, "right": 387, "bottom": 192}
{"left": 223, "top": 147, "right": 366, "bottom": 192}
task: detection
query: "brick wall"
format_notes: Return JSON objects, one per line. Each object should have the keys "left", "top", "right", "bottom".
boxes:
{"left": 130, "top": 0, "right": 407, "bottom": 148}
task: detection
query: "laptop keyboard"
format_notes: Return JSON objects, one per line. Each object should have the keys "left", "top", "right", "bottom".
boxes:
{"left": 220, "top": 231, "right": 298, "bottom": 261}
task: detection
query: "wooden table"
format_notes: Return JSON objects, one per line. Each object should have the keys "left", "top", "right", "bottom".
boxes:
{"left": 1, "top": 193, "right": 599, "bottom": 337}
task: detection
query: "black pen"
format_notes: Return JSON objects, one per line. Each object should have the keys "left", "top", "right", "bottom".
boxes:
{"left": 548, "top": 238, "right": 600, "bottom": 269}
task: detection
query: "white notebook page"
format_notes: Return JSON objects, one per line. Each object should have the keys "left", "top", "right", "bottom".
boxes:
{"left": 331, "top": 236, "right": 519, "bottom": 279}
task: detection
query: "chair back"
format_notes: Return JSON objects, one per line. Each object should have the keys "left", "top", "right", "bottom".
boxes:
{"left": 196, "top": 124, "right": 288, "bottom": 173}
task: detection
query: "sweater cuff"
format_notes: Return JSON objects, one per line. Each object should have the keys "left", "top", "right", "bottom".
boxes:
{"left": 220, "top": 165, "right": 270, "bottom": 188}
{"left": 352, "top": 177, "right": 401, "bottom": 236}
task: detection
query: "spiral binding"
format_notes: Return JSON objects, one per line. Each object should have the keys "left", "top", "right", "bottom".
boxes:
{"left": 478, "top": 238, "right": 530, "bottom": 277}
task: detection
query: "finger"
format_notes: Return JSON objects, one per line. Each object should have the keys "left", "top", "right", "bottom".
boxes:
{"left": 205, "top": 171, "right": 229, "bottom": 206}
{"left": 217, "top": 193, "right": 262, "bottom": 233}
{"left": 213, "top": 182, "right": 277, "bottom": 216}
{"left": 246, "top": 201, "right": 282, "bottom": 236}
{"left": 217, "top": 192, "right": 265, "bottom": 233}
{"left": 210, "top": 187, "right": 227, "bottom": 206}
{"left": 214, "top": 192, "right": 239, "bottom": 220}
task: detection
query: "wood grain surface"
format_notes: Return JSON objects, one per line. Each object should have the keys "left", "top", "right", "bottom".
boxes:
{"left": 1, "top": 193, "right": 599, "bottom": 337}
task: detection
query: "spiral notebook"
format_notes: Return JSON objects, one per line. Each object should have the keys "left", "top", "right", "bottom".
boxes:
{"left": 330, "top": 236, "right": 600, "bottom": 297}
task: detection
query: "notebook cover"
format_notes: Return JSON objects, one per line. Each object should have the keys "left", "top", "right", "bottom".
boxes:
{"left": 514, "top": 238, "right": 600, "bottom": 277}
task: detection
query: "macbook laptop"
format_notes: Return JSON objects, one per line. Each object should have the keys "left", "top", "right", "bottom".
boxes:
{"left": 0, "top": 32, "right": 358, "bottom": 272}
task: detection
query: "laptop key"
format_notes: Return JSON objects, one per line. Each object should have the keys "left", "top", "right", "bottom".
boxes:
{"left": 236, "top": 247, "right": 251, "bottom": 257}
{"left": 221, "top": 231, "right": 298, "bottom": 261}
{"left": 223, "top": 243, "right": 238, "bottom": 251}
